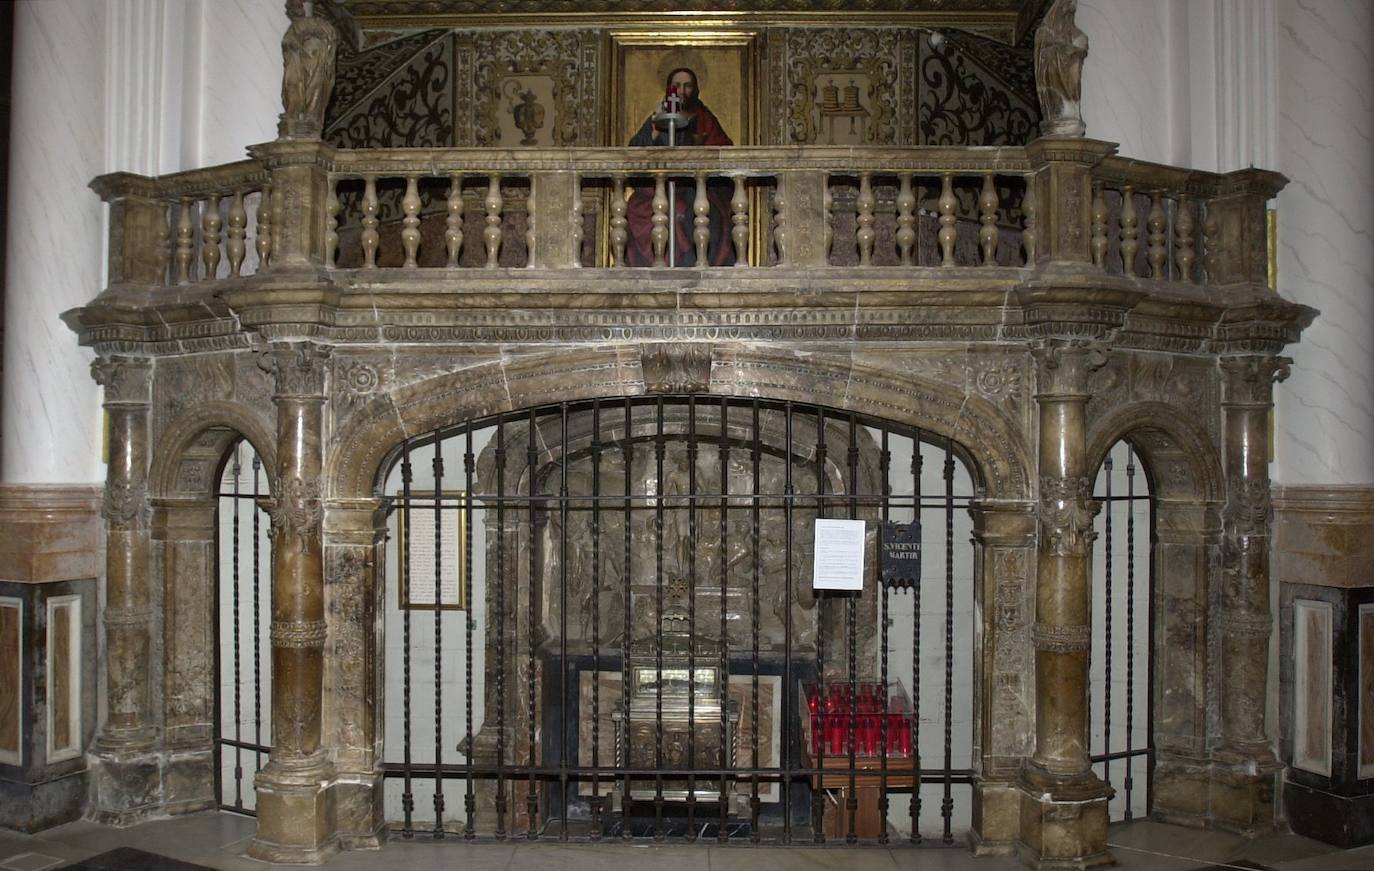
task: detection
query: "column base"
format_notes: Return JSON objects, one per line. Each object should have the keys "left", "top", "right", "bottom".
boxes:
{"left": 1209, "top": 751, "right": 1279, "bottom": 837}
{"left": 1150, "top": 752, "right": 1212, "bottom": 827}
{"left": 248, "top": 752, "right": 339, "bottom": 865}
{"left": 1016, "top": 765, "right": 1115, "bottom": 870}
{"left": 970, "top": 777, "right": 1022, "bottom": 855}
{"left": 331, "top": 768, "right": 387, "bottom": 850}
{"left": 87, "top": 735, "right": 164, "bottom": 827}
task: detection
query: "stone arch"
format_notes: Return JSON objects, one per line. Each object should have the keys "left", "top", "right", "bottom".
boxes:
{"left": 1085, "top": 400, "right": 1222, "bottom": 504}
{"left": 150, "top": 399, "right": 277, "bottom": 500}
{"left": 326, "top": 345, "right": 1032, "bottom": 502}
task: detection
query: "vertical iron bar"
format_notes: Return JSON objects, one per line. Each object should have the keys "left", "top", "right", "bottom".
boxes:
{"left": 750, "top": 399, "right": 762, "bottom": 841}
{"left": 910, "top": 437, "right": 923, "bottom": 843}
{"left": 526, "top": 409, "right": 539, "bottom": 839}
{"left": 846, "top": 413, "right": 859, "bottom": 844}
{"left": 590, "top": 400, "right": 603, "bottom": 839}
{"left": 941, "top": 438, "right": 954, "bottom": 844}
{"left": 782, "top": 402, "right": 794, "bottom": 845}
{"left": 252, "top": 451, "right": 263, "bottom": 777}
{"left": 558, "top": 402, "right": 570, "bottom": 841}
{"left": 495, "top": 417, "right": 508, "bottom": 839}
{"left": 464, "top": 424, "right": 476, "bottom": 839}
{"left": 433, "top": 441, "right": 446, "bottom": 838}
{"left": 687, "top": 396, "right": 699, "bottom": 839}
{"left": 717, "top": 397, "right": 731, "bottom": 841}
{"left": 878, "top": 431, "right": 891, "bottom": 845}
{"left": 401, "top": 443, "right": 414, "bottom": 838}
{"left": 1125, "top": 445, "right": 1137, "bottom": 820}
{"left": 232, "top": 446, "right": 243, "bottom": 808}
{"left": 653, "top": 396, "right": 665, "bottom": 840}
{"left": 621, "top": 398, "right": 633, "bottom": 840}
{"left": 1103, "top": 454, "right": 1114, "bottom": 793}
{"left": 813, "top": 406, "right": 827, "bottom": 844}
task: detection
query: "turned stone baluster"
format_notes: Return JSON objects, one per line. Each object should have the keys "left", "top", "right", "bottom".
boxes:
{"left": 1090, "top": 181, "right": 1107, "bottom": 269}
{"left": 1175, "top": 194, "right": 1196, "bottom": 282}
{"left": 980, "top": 173, "right": 1000, "bottom": 266}
{"left": 731, "top": 175, "right": 749, "bottom": 266}
{"left": 155, "top": 201, "right": 171, "bottom": 285}
{"left": 896, "top": 173, "right": 916, "bottom": 266}
{"left": 1147, "top": 192, "right": 1167, "bottom": 279}
{"left": 1119, "top": 185, "right": 1138, "bottom": 275}
{"left": 401, "top": 176, "right": 421, "bottom": 268}
{"left": 610, "top": 175, "right": 628, "bottom": 267}
{"left": 773, "top": 176, "right": 788, "bottom": 265}
{"left": 255, "top": 184, "right": 273, "bottom": 269}
{"left": 1202, "top": 199, "right": 1219, "bottom": 285}
{"left": 1022, "top": 175, "right": 1037, "bottom": 266}
{"left": 324, "top": 184, "right": 339, "bottom": 268}
{"left": 445, "top": 175, "right": 464, "bottom": 267}
{"left": 227, "top": 191, "right": 247, "bottom": 276}
{"left": 571, "top": 175, "right": 583, "bottom": 268}
{"left": 360, "top": 176, "right": 379, "bottom": 269}
{"left": 174, "top": 199, "right": 194, "bottom": 284}
{"left": 202, "top": 194, "right": 222, "bottom": 280}
{"left": 650, "top": 173, "right": 669, "bottom": 266}
{"left": 855, "top": 172, "right": 876, "bottom": 266}
{"left": 483, "top": 175, "right": 503, "bottom": 268}
{"left": 693, "top": 172, "right": 710, "bottom": 265}
{"left": 938, "top": 173, "right": 957, "bottom": 267}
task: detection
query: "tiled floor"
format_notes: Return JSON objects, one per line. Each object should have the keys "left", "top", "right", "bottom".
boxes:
{"left": 0, "top": 814, "right": 1371, "bottom": 871}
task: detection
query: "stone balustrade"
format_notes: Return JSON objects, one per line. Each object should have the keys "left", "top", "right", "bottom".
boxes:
{"left": 88, "top": 144, "right": 1281, "bottom": 294}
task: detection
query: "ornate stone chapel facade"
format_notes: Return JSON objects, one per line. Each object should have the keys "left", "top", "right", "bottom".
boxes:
{"left": 0, "top": 1, "right": 1371, "bottom": 869}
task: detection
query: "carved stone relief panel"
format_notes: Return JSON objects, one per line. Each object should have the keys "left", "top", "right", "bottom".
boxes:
{"left": 784, "top": 28, "right": 912, "bottom": 145}
{"left": 1087, "top": 351, "right": 1219, "bottom": 444}
{"left": 153, "top": 355, "right": 234, "bottom": 429}
{"left": 470, "top": 30, "right": 600, "bottom": 147}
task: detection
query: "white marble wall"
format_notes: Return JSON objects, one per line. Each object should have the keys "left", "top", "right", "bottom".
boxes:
{"left": 1, "top": 0, "right": 284, "bottom": 484}
{"left": 1273, "top": 1, "right": 1374, "bottom": 484}
{"left": 1079, "top": 0, "right": 1181, "bottom": 165}
{"left": 1, "top": 1, "right": 108, "bottom": 484}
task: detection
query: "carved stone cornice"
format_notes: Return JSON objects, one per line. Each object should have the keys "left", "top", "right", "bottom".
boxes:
{"left": 1037, "top": 475, "right": 1096, "bottom": 557}
{"left": 1031, "top": 621, "right": 1091, "bottom": 653}
{"left": 260, "top": 342, "right": 332, "bottom": 400}
{"left": 1220, "top": 354, "right": 1290, "bottom": 407}
{"left": 1031, "top": 337, "right": 1108, "bottom": 397}
{"left": 260, "top": 476, "right": 323, "bottom": 552}
{"left": 92, "top": 356, "right": 153, "bottom": 406}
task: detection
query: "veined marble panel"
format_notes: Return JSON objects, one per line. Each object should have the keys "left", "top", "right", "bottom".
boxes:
{"left": 45, "top": 594, "right": 82, "bottom": 764}
{"left": 1292, "top": 598, "right": 1333, "bottom": 777}
{"left": 1078, "top": 0, "right": 1178, "bottom": 165}
{"left": 0, "top": 597, "right": 20, "bottom": 766}
{"left": 196, "top": 0, "right": 281, "bottom": 168}
{"left": 1274, "top": 0, "right": 1374, "bottom": 484}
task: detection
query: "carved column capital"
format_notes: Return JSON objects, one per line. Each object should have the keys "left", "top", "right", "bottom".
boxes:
{"left": 1037, "top": 475, "right": 1098, "bottom": 557}
{"left": 1220, "top": 354, "right": 1291, "bottom": 406}
{"left": 1032, "top": 338, "right": 1109, "bottom": 397}
{"left": 92, "top": 356, "right": 153, "bottom": 406}
{"left": 260, "top": 475, "right": 323, "bottom": 553}
{"left": 259, "top": 342, "right": 331, "bottom": 400}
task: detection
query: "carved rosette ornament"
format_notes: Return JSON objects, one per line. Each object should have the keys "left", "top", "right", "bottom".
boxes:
{"left": 278, "top": 3, "right": 337, "bottom": 139}
{"left": 1034, "top": 0, "right": 1088, "bottom": 137}
{"left": 1037, "top": 475, "right": 1096, "bottom": 557}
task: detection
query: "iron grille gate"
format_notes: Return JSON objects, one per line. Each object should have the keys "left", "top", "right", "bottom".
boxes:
{"left": 381, "top": 396, "right": 977, "bottom": 845}
{"left": 1089, "top": 441, "right": 1155, "bottom": 821}
{"left": 214, "top": 440, "right": 273, "bottom": 815}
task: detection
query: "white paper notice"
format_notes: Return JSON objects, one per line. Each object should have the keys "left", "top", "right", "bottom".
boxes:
{"left": 812, "top": 518, "right": 866, "bottom": 591}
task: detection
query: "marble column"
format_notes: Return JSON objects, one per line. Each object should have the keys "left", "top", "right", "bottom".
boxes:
{"left": 323, "top": 498, "right": 388, "bottom": 849}
{"left": 1212, "top": 354, "right": 1288, "bottom": 834}
{"left": 250, "top": 342, "right": 338, "bottom": 864}
{"left": 969, "top": 501, "right": 1037, "bottom": 856}
{"left": 88, "top": 355, "right": 161, "bottom": 824}
{"left": 1018, "top": 340, "right": 1113, "bottom": 870}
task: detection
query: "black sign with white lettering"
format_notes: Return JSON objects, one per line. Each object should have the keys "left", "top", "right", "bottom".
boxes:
{"left": 880, "top": 520, "right": 921, "bottom": 588}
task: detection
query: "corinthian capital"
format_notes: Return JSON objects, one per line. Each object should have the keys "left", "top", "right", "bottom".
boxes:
{"left": 1031, "top": 338, "right": 1109, "bottom": 397}
{"left": 259, "top": 342, "right": 331, "bottom": 399}
{"left": 91, "top": 356, "right": 153, "bottom": 406}
{"left": 1220, "top": 355, "right": 1291, "bottom": 406}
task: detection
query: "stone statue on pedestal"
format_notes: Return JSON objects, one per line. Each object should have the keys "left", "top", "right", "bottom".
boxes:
{"left": 1034, "top": 0, "right": 1088, "bottom": 137}
{"left": 278, "top": 1, "right": 337, "bottom": 139}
